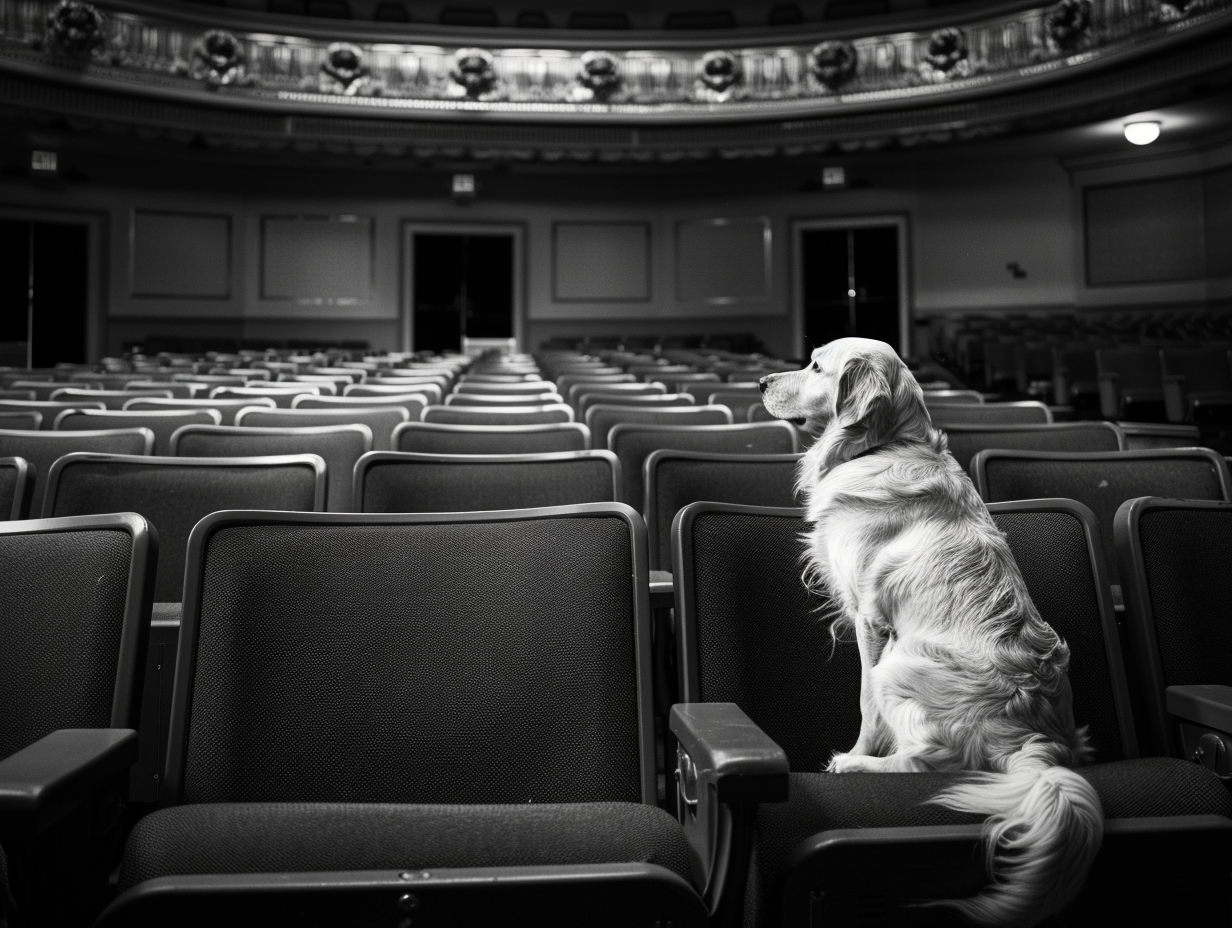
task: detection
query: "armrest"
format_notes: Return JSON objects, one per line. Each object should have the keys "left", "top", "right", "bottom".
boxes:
{"left": 0, "top": 729, "right": 138, "bottom": 839}
{"left": 1097, "top": 372, "right": 1120, "bottom": 419}
{"left": 669, "top": 704, "right": 787, "bottom": 928}
{"left": 670, "top": 703, "right": 788, "bottom": 804}
{"left": 1167, "top": 685, "right": 1232, "bottom": 735}
{"left": 1161, "top": 376, "right": 1187, "bottom": 423}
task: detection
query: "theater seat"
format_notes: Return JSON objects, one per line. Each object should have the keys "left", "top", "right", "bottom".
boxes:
{"left": 0, "top": 456, "right": 32, "bottom": 519}
{"left": 671, "top": 500, "right": 1232, "bottom": 927}
{"left": 97, "top": 506, "right": 783, "bottom": 927}
{"left": 393, "top": 422, "right": 591, "bottom": 454}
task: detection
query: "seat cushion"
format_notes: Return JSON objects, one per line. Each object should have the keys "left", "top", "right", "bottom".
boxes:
{"left": 749, "top": 757, "right": 1232, "bottom": 926}
{"left": 118, "top": 801, "right": 692, "bottom": 891}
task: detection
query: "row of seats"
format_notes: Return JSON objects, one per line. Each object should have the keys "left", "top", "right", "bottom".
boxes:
{"left": 2, "top": 496, "right": 1230, "bottom": 926}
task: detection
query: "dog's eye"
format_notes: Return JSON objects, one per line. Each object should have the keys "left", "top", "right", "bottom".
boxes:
{"left": 811, "top": 361, "right": 820, "bottom": 373}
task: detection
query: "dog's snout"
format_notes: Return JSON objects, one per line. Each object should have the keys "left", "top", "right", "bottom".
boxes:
{"left": 759, "top": 376, "right": 770, "bottom": 394}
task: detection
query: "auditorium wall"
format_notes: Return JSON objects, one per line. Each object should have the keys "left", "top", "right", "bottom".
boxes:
{"left": 1, "top": 134, "right": 1230, "bottom": 361}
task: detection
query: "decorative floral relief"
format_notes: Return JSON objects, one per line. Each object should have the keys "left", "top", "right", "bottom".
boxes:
{"left": 809, "top": 41, "right": 859, "bottom": 91}
{"left": 1156, "top": 0, "right": 1220, "bottom": 20}
{"left": 317, "top": 42, "right": 379, "bottom": 95}
{"left": 917, "top": 27, "right": 974, "bottom": 82}
{"left": 1044, "top": 0, "right": 1094, "bottom": 52}
{"left": 571, "top": 50, "right": 621, "bottom": 101}
{"left": 694, "top": 49, "right": 744, "bottom": 101}
{"left": 182, "top": 29, "right": 251, "bottom": 89}
{"left": 43, "top": 0, "right": 104, "bottom": 58}
{"left": 449, "top": 47, "right": 495, "bottom": 97}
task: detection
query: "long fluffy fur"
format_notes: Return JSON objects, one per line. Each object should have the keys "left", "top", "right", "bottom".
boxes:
{"left": 760, "top": 338, "right": 1103, "bottom": 928}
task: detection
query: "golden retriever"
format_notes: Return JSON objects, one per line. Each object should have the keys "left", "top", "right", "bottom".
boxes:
{"left": 759, "top": 337, "right": 1102, "bottom": 927}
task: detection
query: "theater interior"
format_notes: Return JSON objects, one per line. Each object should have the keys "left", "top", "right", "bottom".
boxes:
{"left": 2, "top": 0, "right": 1232, "bottom": 925}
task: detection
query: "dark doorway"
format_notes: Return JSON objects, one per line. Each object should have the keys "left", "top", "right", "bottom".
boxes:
{"left": 412, "top": 234, "right": 514, "bottom": 353}
{"left": 0, "top": 219, "right": 88, "bottom": 367}
{"left": 800, "top": 224, "right": 902, "bottom": 357}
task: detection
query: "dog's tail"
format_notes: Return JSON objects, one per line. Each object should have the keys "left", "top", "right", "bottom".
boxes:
{"left": 926, "top": 740, "right": 1104, "bottom": 927}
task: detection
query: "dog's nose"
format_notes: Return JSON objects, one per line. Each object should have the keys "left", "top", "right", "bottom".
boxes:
{"left": 758, "top": 376, "right": 769, "bottom": 394}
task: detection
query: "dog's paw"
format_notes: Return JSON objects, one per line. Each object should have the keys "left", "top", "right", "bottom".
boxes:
{"left": 826, "top": 752, "right": 876, "bottom": 774}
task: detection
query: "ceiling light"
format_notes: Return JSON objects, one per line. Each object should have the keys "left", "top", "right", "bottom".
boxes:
{"left": 1124, "top": 121, "right": 1161, "bottom": 145}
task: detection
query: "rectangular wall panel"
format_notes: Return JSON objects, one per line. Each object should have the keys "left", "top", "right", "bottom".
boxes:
{"left": 1206, "top": 166, "right": 1232, "bottom": 279}
{"left": 1085, "top": 177, "right": 1205, "bottom": 285}
{"left": 261, "top": 215, "right": 374, "bottom": 304}
{"left": 131, "top": 210, "right": 230, "bottom": 299}
{"left": 676, "top": 217, "right": 770, "bottom": 303}
{"left": 552, "top": 222, "right": 650, "bottom": 301}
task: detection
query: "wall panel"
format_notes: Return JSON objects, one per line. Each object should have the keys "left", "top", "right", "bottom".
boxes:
{"left": 131, "top": 210, "right": 230, "bottom": 299}
{"left": 1085, "top": 177, "right": 1206, "bottom": 285}
{"left": 676, "top": 217, "right": 770, "bottom": 303}
{"left": 260, "top": 215, "right": 374, "bottom": 303}
{"left": 552, "top": 222, "right": 650, "bottom": 301}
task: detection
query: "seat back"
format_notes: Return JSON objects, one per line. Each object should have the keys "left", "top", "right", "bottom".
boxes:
{"left": 394, "top": 422, "right": 590, "bottom": 454}
{"left": 0, "top": 399, "right": 105, "bottom": 429}
{"left": 44, "top": 454, "right": 325, "bottom": 602}
{"left": 608, "top": 421, "right": 799, "bottom": 509}
{"left": 568, "top": 381, "right": 664, "bottom": 412}
{"left": 50, "top": 388, "right": 175, "bottom": 409}
{"left": 354, "top": 451, "right": 618, "bottom": 513}
{"left": 942, "top": 422, "right": 1124, "bottom": 471}
{"left": 0, "top": 411, "right": 42, "bottom": 431}
{"left": 645, "top": 451, "right": 800, "bottom": 570}
{"left": 356, "top": 381, "right": 445, "bottom": 403}
{"left": 172, "top": 424, "right": 370, "bottom": 512}
{"left": 123, "top": 397, "right": 275, "bottom": 426}
{"left": 55, "top": 409, "right": 222, "bottom": 454}
{"left": 210, "top": 386, "right": 320, "bottom": 408}
{"left": 422, "top": 404, "right": 573, "bottom": 426}
{"left": 556, "top": 372, "right": 636, "bottom": 402}
{"left": 1098, "top": 346, "right": 1164, "bottom": 392}
{"left": 454, "top": 381, "right": 556, "bottom": 395}
{"left": 297, "top": 392, "right": 431, "bottom": 422}
{"left": 1161, "top": 347, "right": 1232, "bottom": 393}
{"left": 972, "top": 449, "right": 1231, "bottom": 588}
{"left": 1116, "top": 498, "right": 1232, "bottom": 755}
{"left": 1118, "top": 423, "right": 1203, "bottom": 450}
{"left": 124, "top": 381, "right": 203, "bottom": 399}
{"left": 586, "top": 405, "right": 733, "bottom": 452}
{"left": 0, "top": 428, "right": 155, "bottom": 517}
{"left": 922, "top": 389, "right": 982, "bottom": 406}
{"left": 0, "top": 456, "right": 32, "bottom": 519}
{"left": 707, "top": 388, "right": 763, "bottom": 422}
{"left": 8, "top": 381, "right": 72, "bottom": 401}
{"left": 929, "top": 401, "right": 1052, "bottom": 426}
{"left": 578, "top": 393, "right": 695, "bottom": 422}
{"left": 236, "top": 406, "right": 405, "bottom": 452}
{"left": 445, "top": 392, "right": 564, "bottom": 407}
{"left": 0, "top": 513, "right": 155, "bottom": 759}
{"left": 165, "top": 506, "right": 654, "bottom": 805}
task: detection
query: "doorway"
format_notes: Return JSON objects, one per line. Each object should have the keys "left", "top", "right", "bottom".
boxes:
{"left": 403, "top": 224, "right": 523, "bottom": 354}
{"left": 0, "top": 219, "right": 89, "bottom": 368}
{"left": 793, "top": 217, "right": 909, "bottom": 358}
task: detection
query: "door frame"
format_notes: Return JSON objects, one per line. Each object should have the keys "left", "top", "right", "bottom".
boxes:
{"left": 0, "top": 205, "right": 107, "bottom": 364}
{"left": 791, "top": 215, "right": 911, "bottom": 358}
{"left": 400, "top": 221, "right": 525, "bottom": 353}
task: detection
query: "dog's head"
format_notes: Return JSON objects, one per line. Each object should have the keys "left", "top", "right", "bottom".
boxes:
{"left": 760, "top": 337, "right": 932, "bottom": 469}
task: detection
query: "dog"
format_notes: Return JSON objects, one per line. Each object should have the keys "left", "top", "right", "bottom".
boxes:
{"left": 759, "top": 337, "right": 1102, "bottom": 928}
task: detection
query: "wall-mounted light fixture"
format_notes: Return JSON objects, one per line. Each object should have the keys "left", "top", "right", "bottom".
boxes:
{"left": 452, "top": 173, "right": 476, "bottom": 201}
{"left": 1123, "top": 121, "right": 1161, "bottom": 145}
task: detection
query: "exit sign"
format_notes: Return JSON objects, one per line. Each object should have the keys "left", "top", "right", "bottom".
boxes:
{"left": 31, "top": 150, "right": 58, "bottom": 173}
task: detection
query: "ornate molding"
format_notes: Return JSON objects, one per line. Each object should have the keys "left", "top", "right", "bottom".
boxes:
{"left": 0, "top": 0, "right": 1228, "bottom": 124}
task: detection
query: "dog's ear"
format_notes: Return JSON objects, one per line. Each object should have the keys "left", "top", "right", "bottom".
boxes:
{"left": 835, "top": 355, "right": 894, "bottom": 445}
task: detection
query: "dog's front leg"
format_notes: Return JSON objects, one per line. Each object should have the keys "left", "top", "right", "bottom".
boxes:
{"left": 828, "top": 610, "right": 892, "bottom": 771}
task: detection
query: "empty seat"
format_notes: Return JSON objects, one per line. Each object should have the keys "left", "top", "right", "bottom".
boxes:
{"left": 942, "top": 422, "right": 1124, "bottom": 470}
{"left": 1098, "top": 346, "right": 1165, "bottom": 420}
{"left": 706, "top": 388, "right": 763, "bottom": 422}
{"left": 586, "top": 405, "right": 733, "bottom": 452}
{"left": 235, "top": 405, "right": 406, "bottom": 452}
{"left": 0, "top": 410, "right": 42, "bottom": 431}
{"left": 54, "top": 408, "right": 222, "bottom": 454}
{"left": 123, "top": 396, "right": 275, "bottom": 426}
{"left": 454, "top": 381, "right": 556, "bottom": 395}
{"left": 345, "top": 382, "right": 444, "bottom": 404}
{"left": 8, "top": 380, "right": 75, "bottom": 401}
{"left": 43, "top": 453, "right": 326, "bottom": 602}
{"left": 209, "top": 385, "right": 321, "bottom": 408}
{"left": 1118, "top": 422, "right": 1204, "bottom": 450}
{"left": 921, "top": 389, "right": 982, "bottom": 405}
{"left": 578, "top": 393, "right": 695, "bottom": 422}
{"left": 297, "top": 392, "right": 431, "bottom": 422}
{"left": 929, "top": 400, "right": 1052, "bottom": 426}
{"left": 1160, "top": 347, "right": 1232, "bottom": 423}
{"left": 568, "top": 382, "right": 664, "bottom": 412}
{"left": 0, "top": 389, "right": 36, "bottom": 401}
{"left": 0, "top": 512, "right": 155, "bottom": 926}
{"left": 394, "top": 422, "right": 590, "bottom": 454}
{"left": 0, "top": 456, "right": 32, "bottom": 519}
{"left": 608, "top": 421, "right": 798, "bottom": 508}
{"left": 644, "top": 451, "right": 800, "bottom": 570}
{"left": 0, "top": 399, "right": 105, "bottom": 430}
{"left": 124, "top": 381, "right": 205, "bottom": 399}
{"left": 1116, "top": 498, "right": 1232, "bottom": 760}
{"left": 49, "top": 388, "right": 174, "bottom": 409}
{"left": 172, "top": 424, "right": 370, "bottom": 512}
{"left": 445, "top": 392, "right": 564, "bottom": 406}
{"left": 0, "top": 428, "right": 154, "bottom": 516}
{"left": 971, "top": 449, "right": 1231, "bottom": 596}
{"left": 98, "top": 506, "right": 745, "bottom": 928}
{"left": 354, "top": 451, "right": 618, "bottom": 512}
{"left": 422, "top": 405, "right": 573, "bottom": 426}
